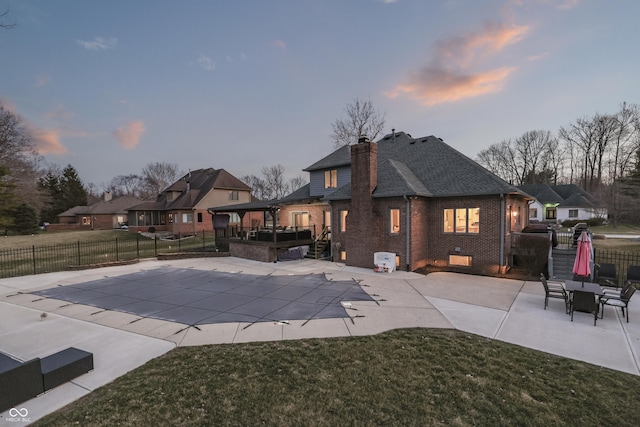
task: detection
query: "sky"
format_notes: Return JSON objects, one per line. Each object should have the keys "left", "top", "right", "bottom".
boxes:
{"left": 1, "top": 0, "right": 639, "bottom": 189}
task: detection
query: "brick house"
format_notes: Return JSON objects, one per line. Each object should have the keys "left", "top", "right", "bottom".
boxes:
{"left": 53, "top": 192, "right": 142, "bottom": 231}
{"left": 126, "top": 168, "right": 257, "bottom": 234}
{"left": 307, "top": 131, "right": 531, "bottom": 274}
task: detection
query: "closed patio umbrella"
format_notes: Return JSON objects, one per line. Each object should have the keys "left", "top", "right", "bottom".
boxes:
{"left": 572, "top": 230, "right": 592, "bottom": 286}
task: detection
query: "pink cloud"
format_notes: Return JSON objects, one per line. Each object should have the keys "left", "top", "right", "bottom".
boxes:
{"left": 113, "top": 120, "right": 145, "bottom": 149}
{"left": 387, "top": 66, "right": 516, "bottom": 105}
{"left": 272, "top": 39, "right": 286, "bottom": 49}
{"left": 31, "top": 128, "right": 68, "bottom": 155}
{"left": 387, "top": 22, "right": 529, "bottom": 105}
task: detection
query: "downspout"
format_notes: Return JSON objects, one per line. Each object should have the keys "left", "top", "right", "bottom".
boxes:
{"left": 500, "top": 194, "right": 505, "bottom": 273}
{"left": 404, "top": 195, "right": 411, "bottom": 271}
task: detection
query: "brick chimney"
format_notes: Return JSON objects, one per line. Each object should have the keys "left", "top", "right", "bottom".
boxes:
{"left": 346, "top": 137, "right": 378, "bottom": 268}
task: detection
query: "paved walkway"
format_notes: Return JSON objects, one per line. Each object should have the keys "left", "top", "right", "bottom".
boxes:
{"left": 1, "top": 257, "right": 639, "bottom": 424}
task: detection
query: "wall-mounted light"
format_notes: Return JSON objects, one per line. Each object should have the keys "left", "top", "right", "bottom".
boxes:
{"left": 512, "top": 210, "right": 518, "bottom": 217}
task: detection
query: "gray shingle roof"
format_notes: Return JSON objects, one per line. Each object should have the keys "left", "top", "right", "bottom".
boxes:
{"left": 518, "top": 184, "right": 597, "bottom": 208}
{"left": 321, "top": 132, "right": 526, "bottom": 199}
{"left": 303, "top": 145, "right": 351, "bottom": 171}
{"left": 129, "top": 168, "right": 250, "bottom": 211}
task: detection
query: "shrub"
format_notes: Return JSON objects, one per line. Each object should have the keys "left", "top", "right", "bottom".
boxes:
{"left": 148, "top": 226, "right": 156, "bottom": 233}
{"left": 516, "top": 234, "right": 551, "bottom": 276}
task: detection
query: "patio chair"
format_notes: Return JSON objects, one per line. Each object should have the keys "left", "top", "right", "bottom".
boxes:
{"left": 540, "top": 273, "right": 569, "bottom": 314}
{"left": 600, "top": 286, "right": 636, "bottom": 323}
{"left": 626, "top": 265, "right": 640, "bottom": 288}
{"left": 595, "top": 263, "right": 618, "bottom": 288}
{"left": 570, "top": 290, "right": 598, "bottom": 326}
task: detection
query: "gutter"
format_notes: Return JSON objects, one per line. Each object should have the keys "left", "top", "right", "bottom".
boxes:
{"left": 500, "top": 194, "right": 505, "bottom": 272}
{"left": 404, "top": 195, "right": 411, "bottom": 271}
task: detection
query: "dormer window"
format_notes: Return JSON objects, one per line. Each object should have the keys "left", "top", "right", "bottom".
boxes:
{"left": 324, "top": 169, "right": 337, "bottom": 189}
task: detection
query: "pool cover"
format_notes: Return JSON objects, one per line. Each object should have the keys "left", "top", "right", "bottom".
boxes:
{"left": 31, "top": 267, "right": 374, "bottom": 326}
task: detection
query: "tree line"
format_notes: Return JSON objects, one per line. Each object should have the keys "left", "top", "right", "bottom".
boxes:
{"left": 476, "top": 102, "right": 640, "bottom": 225}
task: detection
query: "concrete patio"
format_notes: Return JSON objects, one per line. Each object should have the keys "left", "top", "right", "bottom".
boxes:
{"left": 1, "top": 257, "right": 638, "bottom": 424}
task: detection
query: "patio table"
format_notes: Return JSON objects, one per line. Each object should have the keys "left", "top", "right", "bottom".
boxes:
{"left": 565, "top": 280, "right": 604, "bottom": 296}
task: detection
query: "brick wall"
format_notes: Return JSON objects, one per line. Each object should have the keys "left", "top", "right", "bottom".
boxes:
{"left": 346, "top": 141, "right": 378, "bottom": 268}
{"left": 278, "top": 202, "right": 329, "bottom": 238}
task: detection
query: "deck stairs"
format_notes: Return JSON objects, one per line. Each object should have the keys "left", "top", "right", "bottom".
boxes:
{"left": 306, "top": 226, "right": 331, "bottom": 260}
{"left": 551, "top": 248, "right": 577, "bottom": 280}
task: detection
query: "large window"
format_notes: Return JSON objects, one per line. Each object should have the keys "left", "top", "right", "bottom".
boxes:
{"left": 529, "top": 208, "right": 537, "bottom": 218}
{"left": 182, "top": 213, "right": 193, "bottom": 223}
{"left": 390, "top": 209, "right": 400, "bottom": 234}
{"left": 324, "top": 169, "right": 337, "bottom": 189}
{"left": 292, "top": 212, "right": 309, "bottom": 228}
{"left": 340, "top": 210, "right": 348, "bottom": 232}
{"left": 568, "top": 209, "right": 578, "bottom": 218}
{"left": 444, "top": 208, "right": 479, "bottom": 234}
{"left": 546, "top": 207, "right": 557, "bottom": 220}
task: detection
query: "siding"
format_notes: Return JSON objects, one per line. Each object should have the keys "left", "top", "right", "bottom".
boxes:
{"left": 308, "top": 166, "right": 351, "bottom": 197}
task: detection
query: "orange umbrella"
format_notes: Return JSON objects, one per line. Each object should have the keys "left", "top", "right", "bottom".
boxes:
{"left": 572, "top": 230, "right": 592, "bottom": 285}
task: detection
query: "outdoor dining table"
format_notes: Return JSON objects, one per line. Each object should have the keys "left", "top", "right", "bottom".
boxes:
{"left": 564, "top": 280, "right": 604, "bottom": 296}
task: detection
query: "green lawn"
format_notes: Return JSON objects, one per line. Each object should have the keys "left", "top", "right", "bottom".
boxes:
{"left": 35, "top": 329, "right": 640, "bottom": 426}
{"left": 0, "top": 230, "right": 130, "bottom": 250}
{"left": 590, "top": 224, "right": 640, "bottom": 235}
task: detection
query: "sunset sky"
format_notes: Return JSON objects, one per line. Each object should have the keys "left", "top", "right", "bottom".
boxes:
{"left": 2, "top": 0, "right": 639, "bottom": 188}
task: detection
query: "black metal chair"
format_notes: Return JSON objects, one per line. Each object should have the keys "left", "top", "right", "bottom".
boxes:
{"left": 600, "top": 286, "right": 636, "bottom": 323}
{"left": 570, "top": 290, "right": 599, "bottom": 326}
{"left": 540, "top": 273, "right": 569, "bottom": 313}
{"left": 595, "top": 263, "right": 618, "bottom": 288}
{"left": 627, "top": 265, "right": 640, "bottom": 288}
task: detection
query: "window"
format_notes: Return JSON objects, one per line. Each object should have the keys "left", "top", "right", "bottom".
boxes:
{"left": 182, "top": 213, "right": 193, "bottom": 223}
{"left": 82, "top": 216, "right": 91, "bottom": 225}
{"left": 546, "top": 207, "right": 557, "bottom": 220}
{"left": 390, "top": 209, "right": 400, "bottom": 234}
{"left": 449, "top": 255, "right": 472, "bottom": 267}
{"left": 168, "top": 213, "right": 173, "bottom": 223}
{"left": 229, "top": 213, "right": 240, "bottom": 223}
{"left": 340, "top": 250, "right": 347, "bottom": 261}
{"left": 339, "top": 210, "right": 348, "bottom": 232}
{"left": 292, "top": 212, "right": 309, "bottom": 228}
{"left": 324, "top": 169, "right": 337, "bottom": 189}
{"left": 197, "top": 212, "right": 203, "bottom": 223}
{"left": 444, "top": 208, "right": 479, "bottom": 234}
{"left": 229, "top": 191, "right": 239, "bottom": 201}
{"left": 568, "top": 209, "right": 578, "bottom": 218}
{"left": 529, "top": 208, "right": 538, "bottom": 218}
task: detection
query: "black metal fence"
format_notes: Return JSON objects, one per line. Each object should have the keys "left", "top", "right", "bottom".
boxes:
{"left": 0, "top": 231, "right": 217, "bottom": 279}
{"left": 594, "top": 249, "right": 640, "bottom": 288}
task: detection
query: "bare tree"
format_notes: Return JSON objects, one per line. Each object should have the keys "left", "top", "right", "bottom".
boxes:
{"left": 1, "top": 7, "right": 16, "bottom": 30}
{"left": 289, "top": 174, "right": 308, "bottom": 193}
{"left": 0, "top": 102, "right": 47, "bottom": 219}
{"left": 477, "top": 130, "right": 559, "bottom": 185}
{"left": 331, "top": 98, "right": 386, "bottom": 148}
{"left": 104, "top": 174, "right": 146, "bottom": 198}
{"left": 242, "top": 166, "right": 307, "bottom": 200}
{"left": 142, "top": 161, "right": 182, "bottom": 196}
{"left": 241, "top": 174, "right": 268, "bottom": 200}
{"left": 262, "top": 164, "right": 289, "bottom": 200}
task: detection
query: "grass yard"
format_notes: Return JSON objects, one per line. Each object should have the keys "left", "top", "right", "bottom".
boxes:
{"left": 593, "top": 238, "right": 640, "bottom": 254}
{"left": 590, "top": 223, "right": 640, "bottom": 235}
{"left": 35, "top": 328, "right": 640, "bottom": 426}
{"left": 0, "top": 230, "right": 131, "bottom": 250}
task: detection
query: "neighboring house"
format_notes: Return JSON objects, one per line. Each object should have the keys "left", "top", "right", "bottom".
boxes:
{"left": 212, "top": 131, "right": 531, "bottom": 274}
{"left": 54, "top": 192, "right": 142, "bottom": 230}
{"left": 126, "top": 168, "right": 257, "bottom": 234}
{"left": 518, "top": 184, "right": 605, "bottom": 224}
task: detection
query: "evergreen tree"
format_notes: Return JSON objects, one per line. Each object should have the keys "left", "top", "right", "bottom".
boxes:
{"left": 38, "top": 164, "right": 88, "bottom": 223}
{"left": 12, "top": 203, "right": 39, "bottom": 235}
